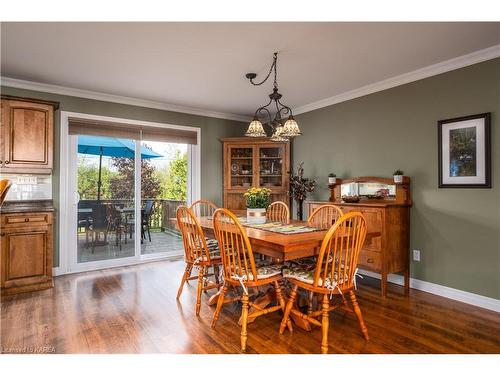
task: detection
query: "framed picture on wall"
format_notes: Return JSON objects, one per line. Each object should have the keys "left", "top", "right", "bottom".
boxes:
{"left": 438, "top": 112, "right": 491, "bottom": 188}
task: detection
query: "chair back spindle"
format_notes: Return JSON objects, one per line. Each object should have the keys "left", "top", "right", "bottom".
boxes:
{"left": 190, "top": 199, "right": 218, "bottom": 218}
{"left": 314, "top": 211, "right": 367, "bottom": 290}
{"left": 212, "top": 208, "right": 258, "bottom": 284}
{"left": 308, "top": 204, "right": 343, "bottom": 230}
{"left": 266, "top": 201, "right": 290, "bottom": 223}
{"left": 176, "top": 206, "right": 213, "bottom": 264}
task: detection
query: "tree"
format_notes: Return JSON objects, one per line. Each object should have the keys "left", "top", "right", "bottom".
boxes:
{"left": 109, "top": 157, "right": 161, "bottom": 199}
{"left": 77, "top": 161, "right": 115, "bottom": 199}
{"left": 161, "top": 151, "right": 187, "bottom": 201}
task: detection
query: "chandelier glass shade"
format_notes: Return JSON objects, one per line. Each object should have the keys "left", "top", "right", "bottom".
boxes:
{"left": 282, "top": 116, "right": 301, "bottom": 137}
{"left": 245, "top": 119, "right": 267, "bottom": 137}
{"left": 244, "top": 52, "right": 301, "bottom": 141}
{"left": 270, "top": 124, "right": 288, "bottom": 142}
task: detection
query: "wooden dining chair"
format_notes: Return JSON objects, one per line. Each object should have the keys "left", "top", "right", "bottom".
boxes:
{"left": 176, "top": 205, "right": 222, "bottom": 316}
{"left": 266, "top": 201, "right": 290, "bottom": 224}
{"left": 0, "top": 179, "right": 12, "bottom": 206}
{"left": 279, "top": 211, "right": 369, "bottom": 354}
{"left": 211, "top": 208, "right": 292, "bottom": 351}
{"left": 307, "top": 204, "right": 344, "bottom": 229}
{"left": 189, "top": 199, "right": 218, "bottom": 218}
{"left": 297, "top": 204, "right": 344, "bottom": 269}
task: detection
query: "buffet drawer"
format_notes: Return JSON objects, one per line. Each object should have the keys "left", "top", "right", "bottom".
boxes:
{"left": 358, "top": 249, "right": 381, "bottom": 271}
{"left": 1, "top": 212, "right": 52, "bottom": 228}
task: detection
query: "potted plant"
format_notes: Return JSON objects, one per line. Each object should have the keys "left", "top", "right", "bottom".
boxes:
{"left": 289, "top": 162, "right": 316, "bottom": 221}
{"left": 328, "top": 173, "right": 337, "bottom": 185}
{"left": 393, "top": 169, "right": 404, "bottom": 184}
{"left": 244, "top": 187, "right": 271, "bottom": 224}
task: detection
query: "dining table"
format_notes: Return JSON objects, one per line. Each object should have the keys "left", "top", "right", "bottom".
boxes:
{"left": 172, "top": 215, "right": 381, "bottom": 331}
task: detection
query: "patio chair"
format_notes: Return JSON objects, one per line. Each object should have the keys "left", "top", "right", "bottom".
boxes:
{"left": 106, "top": 204, "right": 126, "bottom": 251}
{"left": 141, "top": 200, "right": 155, "bottom": 242}
{"left": 87, "top": 203, "right": 109, "bottom": 253}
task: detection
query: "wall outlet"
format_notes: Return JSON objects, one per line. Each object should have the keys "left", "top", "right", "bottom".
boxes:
{"left": 413, "top": 249, "right": 421, "bottom": 262}
{"left": 17, "top": 176, "right": 37, "bottom": 185}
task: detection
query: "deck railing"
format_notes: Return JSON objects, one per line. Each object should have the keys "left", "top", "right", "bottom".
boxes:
{"left": 78, "top": 198, "right": 185, "bottom": 231}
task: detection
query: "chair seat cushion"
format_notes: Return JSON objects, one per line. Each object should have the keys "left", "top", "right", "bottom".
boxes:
{"left": 230, "top": 262, "right": 282, "bottom": 281}
{"left": 255, "top": 264, "right": 283, "bottom": 279}
{"left": 205, "top": 238, "right": 219, "bottom": 251}
{"left": 284, "top": 256, "right": 317, "bottom": 271}
{"left": 283, "top": 264, "right": 344, "bottom": 287}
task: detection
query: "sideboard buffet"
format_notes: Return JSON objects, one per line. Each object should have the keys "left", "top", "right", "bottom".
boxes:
{"left": 307, "top": 176, "right": 412, "bottom": 297}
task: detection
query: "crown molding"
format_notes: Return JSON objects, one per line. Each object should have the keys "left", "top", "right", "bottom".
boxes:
{"left": 3, "top": 44, "right": 500, "bottom": 121}
{"left": 0, "top": 76, "right": 250, "bottom": 123}
{"left": 293, "top": 44, "right": 500, "bottom": 115}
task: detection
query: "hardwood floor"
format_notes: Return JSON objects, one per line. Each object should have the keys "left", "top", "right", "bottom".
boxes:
{"left": 1, "top": 259, "right": 499, "bottom": 354}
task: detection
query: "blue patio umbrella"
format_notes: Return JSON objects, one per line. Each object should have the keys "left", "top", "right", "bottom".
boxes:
{"left": 78, "top": 135, "right": 162, "bottom": 200}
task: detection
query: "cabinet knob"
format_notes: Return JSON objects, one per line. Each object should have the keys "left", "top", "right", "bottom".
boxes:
{"left": 4, "top": 160, "right": 10, "bottom": 164}
{"left": 0, "top": 233, "right": 5, "bottom": 237}
{"left": 367, "top": 258, "right": 374, "bottom": 263}
{"left": 25, "top": 218, "right": 30, "bottom": 222}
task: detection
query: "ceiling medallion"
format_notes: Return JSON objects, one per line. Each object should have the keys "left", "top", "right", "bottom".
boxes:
{"left": 244, "top": 52, "right": 301, "bottom": 141}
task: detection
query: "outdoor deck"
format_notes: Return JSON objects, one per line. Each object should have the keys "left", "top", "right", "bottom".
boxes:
{"left": 77, "top": 230, "right": 184, "bottom": 263}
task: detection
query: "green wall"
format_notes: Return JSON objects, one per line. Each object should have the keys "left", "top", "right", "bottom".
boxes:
{"left": 293, "top": 58, "right": 500, "bottom": 299}
{"left": 0, "top": 86, "right": 247, "bottom": 267}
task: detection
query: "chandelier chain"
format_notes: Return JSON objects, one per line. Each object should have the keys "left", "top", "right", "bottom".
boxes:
{"left": 249, "top": 52, "right": 278, "bottom": 86}
{"left": 245, "top": 52, "right": 301, "bottom": 139}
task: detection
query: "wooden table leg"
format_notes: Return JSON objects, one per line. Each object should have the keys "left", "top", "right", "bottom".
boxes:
{"left": 207, "top": 288, "right": 222, "bottom": 306}
{"left": 290, "top": 300, "right": 312, "bottom": 331}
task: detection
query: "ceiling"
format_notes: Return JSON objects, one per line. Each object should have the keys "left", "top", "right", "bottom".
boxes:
{"left": 2, "top": 22, "right": 500, "bottom": 120}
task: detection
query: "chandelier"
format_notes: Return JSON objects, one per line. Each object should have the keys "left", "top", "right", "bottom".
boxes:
{"left": 244, "top": 52, "right": 301, "bottom": 141}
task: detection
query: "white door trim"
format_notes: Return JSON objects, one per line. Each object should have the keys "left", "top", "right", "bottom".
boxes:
{"left": 59, "top": 111, "right": 200, "bottom": 275}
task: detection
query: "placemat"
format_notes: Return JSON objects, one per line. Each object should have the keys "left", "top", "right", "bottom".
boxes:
{"left": 207, "top": 216, "right": 322, "bottom": 234}
{"left": 244, "top": 221, "right": 322, "bottom": 234}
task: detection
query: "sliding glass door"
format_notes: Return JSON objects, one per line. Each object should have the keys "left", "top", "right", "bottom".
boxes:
{"left": 75, "top": 135, "right": 138, "bottom": 264}
{"left": 64, "top": 116, "right": 195, "bottom": 274}
{"left": 139, "top": 140, "right": 186, "bottom": 257}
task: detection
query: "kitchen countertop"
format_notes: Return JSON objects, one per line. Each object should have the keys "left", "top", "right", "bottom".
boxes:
{"left": 0, "top": 199, "right": 55, "bottom": 213}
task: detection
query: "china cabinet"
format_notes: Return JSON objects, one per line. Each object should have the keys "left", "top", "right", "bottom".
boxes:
{"left": 221, "top": 138, "right": 290, "bottom": 213}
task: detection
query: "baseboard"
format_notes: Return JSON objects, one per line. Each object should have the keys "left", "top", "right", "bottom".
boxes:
{"left": 358, "top": 270, "right": 500, "bottom": 313}
{"left": 52, "top": 267, "right": 63, "bottom": 276}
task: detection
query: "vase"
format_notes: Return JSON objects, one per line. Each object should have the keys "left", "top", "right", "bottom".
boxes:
{"left": 296, "top": 199, "right": 304, "bottom": 221}
{"left": 247, "top": 208, "right": 266, "bottom": 224}
{"left": 394, "top": 175, "right": 403, "bottom": 184}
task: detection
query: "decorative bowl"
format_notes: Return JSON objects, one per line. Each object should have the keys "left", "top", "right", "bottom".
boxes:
{"left": 342, "top": 195, "right": 361, "bottom": 203}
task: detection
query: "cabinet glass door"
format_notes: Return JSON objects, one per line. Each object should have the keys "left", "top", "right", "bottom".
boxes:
{"left": 229, "top": 146, "right": 253, "bottom": 189}
{"left": 259, "top": 146, "right": 284, "bottom": 188}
